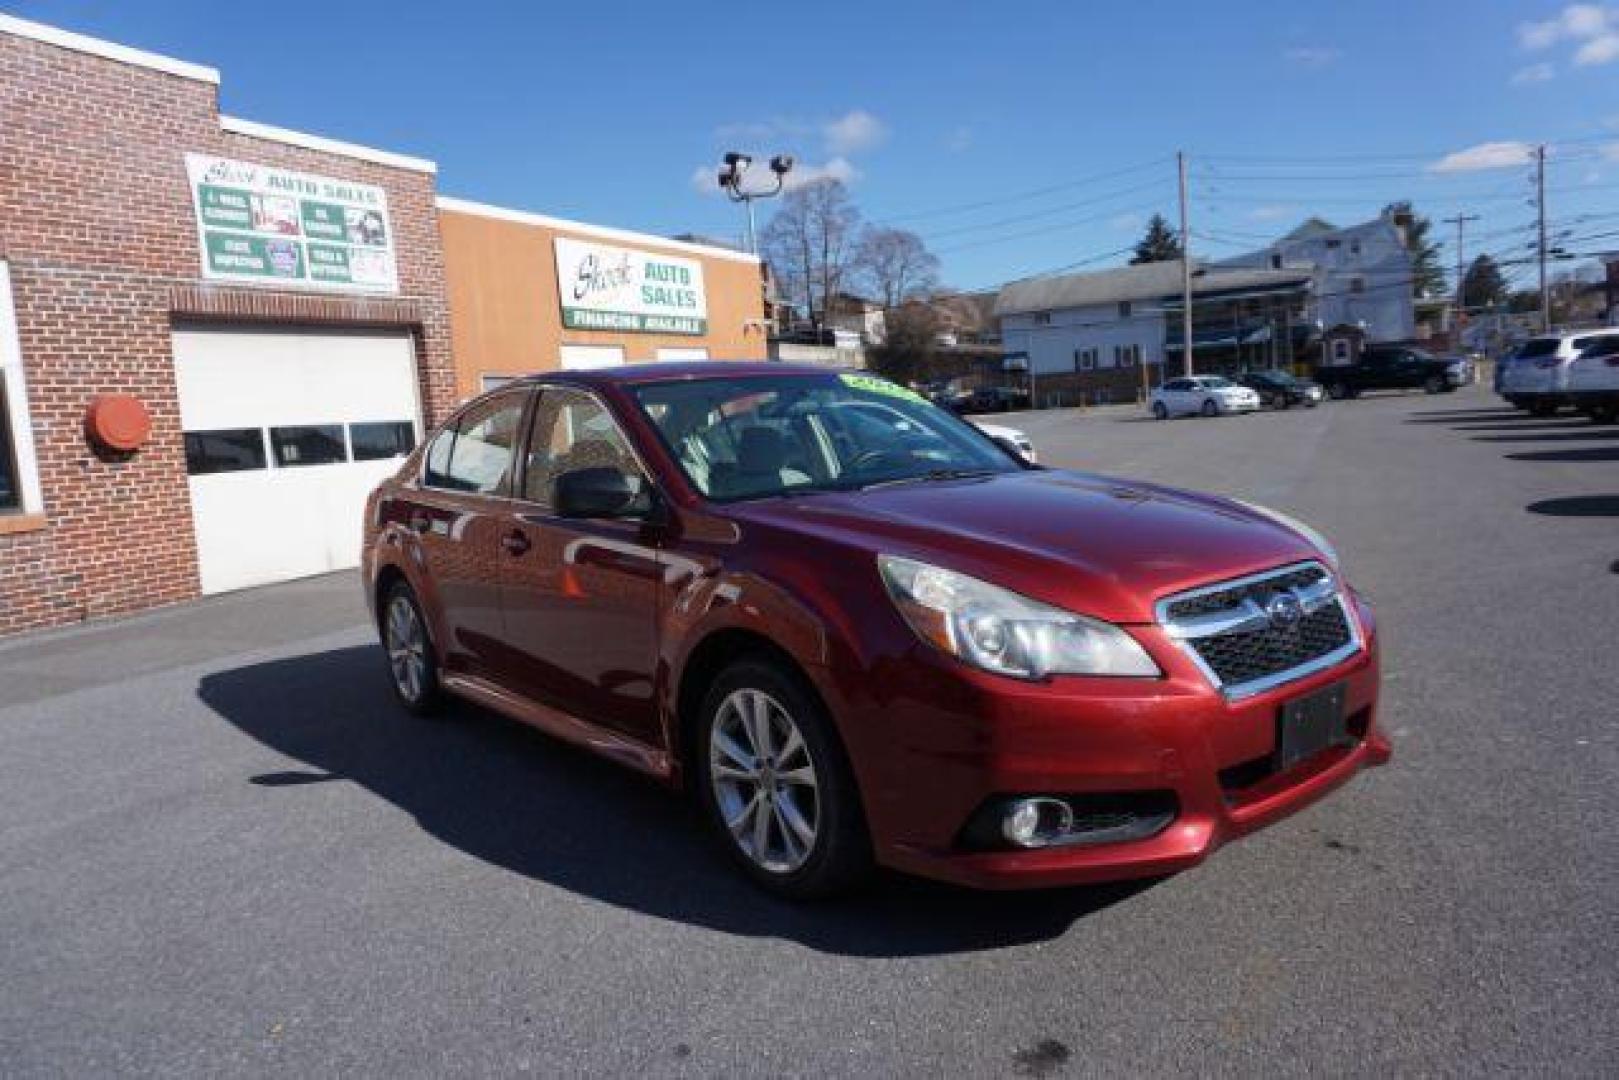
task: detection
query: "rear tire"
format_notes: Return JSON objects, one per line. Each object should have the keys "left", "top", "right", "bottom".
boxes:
{"left": 1590, "top": 404, "right": 1618, "bottom": 425}
{"left": 1152, "top": 401, "right": 1168, "bottom": 421}
{"left": 1326, "top": 381, "right": 1349, "bottom": 400}
{"left": 1424, "top": 375, "right": 1445, "bottom": 394}
{"left": 1272, "top": 393, "right": 1290, "bottom": 410}
{"left": 695, "top": 659, "right": 872, "bottom": 900}
{"left": 1201, "top": 399, "right": 1218, "bottom": 417}
{"left": 380, "top": 580, "right": 443, "bottom": 716}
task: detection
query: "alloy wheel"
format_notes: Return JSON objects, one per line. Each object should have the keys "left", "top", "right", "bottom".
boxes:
{"left": 709, "top": 688, "right": 820, "bottom": 874}
{"left": 385, "top": 594, "right": 428, "bottom": 704}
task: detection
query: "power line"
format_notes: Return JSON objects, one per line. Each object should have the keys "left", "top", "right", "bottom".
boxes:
{"left": 873, "top": 156, "right": 1172, "bottom": 225}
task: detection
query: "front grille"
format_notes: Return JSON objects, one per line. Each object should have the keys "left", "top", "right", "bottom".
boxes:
{"left": 1163, "top": 565, "right": 1327, "bottom": 621}
{"left": 1189, "top": 603, "right": 1351, "bottom": 686}
{"left": 1157, "top": 561, "right": 1360, "bottom": 697}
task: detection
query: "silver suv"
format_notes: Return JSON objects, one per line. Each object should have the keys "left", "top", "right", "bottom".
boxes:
{"left": 1566, "top": 334, "right": 1619, "bottom": 425}
{"left": 1499, "top": 329, "right": 1619, "bottom": 416}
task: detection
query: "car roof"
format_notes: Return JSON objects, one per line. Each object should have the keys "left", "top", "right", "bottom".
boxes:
{"left": 507, "top": 360, "right": 853, "bottom": 390}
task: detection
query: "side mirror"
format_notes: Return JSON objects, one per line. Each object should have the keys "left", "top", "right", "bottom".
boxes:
{"left": 554, "top": 467, "right": 650, "bottom": 519}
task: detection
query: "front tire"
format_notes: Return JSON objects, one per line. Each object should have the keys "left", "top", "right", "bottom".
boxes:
{"left": 695, "top": 659, "right": 871, "bottom": 899}
{"left": 381, "top": 580, "right": 443, "bottom": 715}
{"left": 1201, "top": 399, "right": 1218, "bottom": 418}
{"left": 1152, "top": 401, "right": 1168, "bottom": 420}
{"left": 1424, "top": 375, "right": 1445, "bottom": 394}
{"left": 1327, "top": 381, "right": 1349, "bottom": 400}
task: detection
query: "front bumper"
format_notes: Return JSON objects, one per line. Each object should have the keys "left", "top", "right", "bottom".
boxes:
{"left": 850, "top": 594, "right": 1388, "bottom": 889}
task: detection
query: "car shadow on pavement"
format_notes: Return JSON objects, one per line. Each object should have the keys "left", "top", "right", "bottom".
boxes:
{"left": 1525, "top": 495, "right": 1619, "bottom": 518}
{"left": 1471, "top": 429, "right": 1619, "bottom": 443}
{"left": 1506, "top": 446, "right": 1619, "bottom": 463}
{"left": 197, "top": 645, "right": 1152, "bottom": 957}
{"left": 1406, "top": 406, "right": 1518, "bottom": 421}
{"left": 1450, "top": 420, "right": 1592, "bottom": 432}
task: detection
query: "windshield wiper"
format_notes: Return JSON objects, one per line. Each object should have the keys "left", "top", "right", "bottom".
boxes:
{"left": 858, "top": 468, "right": 999, "bottom": 491}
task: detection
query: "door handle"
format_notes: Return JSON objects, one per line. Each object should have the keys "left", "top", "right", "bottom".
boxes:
{"left": 501, "top": 530, "right": 531, "bottom": 556}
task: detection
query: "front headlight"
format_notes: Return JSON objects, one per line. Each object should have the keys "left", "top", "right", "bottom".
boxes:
{"left": 876, "top": 556, "right": 1160, "bottom": 680}
{"left": 1231, "top": 500, "right": 1340, "bottom": 570}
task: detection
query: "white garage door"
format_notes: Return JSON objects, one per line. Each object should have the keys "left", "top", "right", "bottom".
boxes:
{"left": 174, "top": 327, "right": 421, "bottom": 595}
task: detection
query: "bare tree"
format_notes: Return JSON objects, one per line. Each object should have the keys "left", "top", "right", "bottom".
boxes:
{"left": 852, "top": 226, "right": 941, "bottom": 311}
{"left": 760, "top": 179, "right": 862, "bottom": 333}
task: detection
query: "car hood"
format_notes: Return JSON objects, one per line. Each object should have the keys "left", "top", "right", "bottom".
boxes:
{"left": 730, "top": 470, "right": 1324, "bottom": 624}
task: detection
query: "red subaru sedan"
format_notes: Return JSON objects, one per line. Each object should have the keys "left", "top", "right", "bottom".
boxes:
{"left": 362, "top": 363, "right": 1389, "bottom": 898}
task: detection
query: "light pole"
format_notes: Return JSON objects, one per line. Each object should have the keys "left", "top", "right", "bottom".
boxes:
{"left": 718, "top": 152, "right": 794, "bottom": 256}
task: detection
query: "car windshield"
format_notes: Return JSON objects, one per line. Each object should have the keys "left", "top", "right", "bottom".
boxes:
{"left": 631, "top": 372, "right": 1020, "bottom": 502}
{"left": 1517, "top": 338, "right": 1559, "bottom": 359}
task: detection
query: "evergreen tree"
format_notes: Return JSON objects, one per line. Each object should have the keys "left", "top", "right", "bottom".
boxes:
{"left": 1130, "top": 214, "right": 1184, "bottom": 264}
{"left": 1461, "top": 254, "right": 1508, "bottom": 310}
{"left": 1383, "top": 201, "right": 1446, "bottom": 299}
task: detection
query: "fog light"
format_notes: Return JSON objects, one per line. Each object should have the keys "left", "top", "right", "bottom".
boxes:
{"left": 1001, "top": 797, "right": 1075, "bottom": 848}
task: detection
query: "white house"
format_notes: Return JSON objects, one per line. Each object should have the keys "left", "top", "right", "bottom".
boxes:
{"left": 1215, "top": 213, "right": 1415, "bottom": 343}
{"left": 996, "top": 260, "right": 1313, "bottom": 403}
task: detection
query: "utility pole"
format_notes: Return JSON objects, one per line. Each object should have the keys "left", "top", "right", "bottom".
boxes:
{"left": 1443, "top": 212, "right": 1479, "bottom": 342}
{"left": 1177, "top": 151, "right": 1194, "bottom": 378}
{"left": 1535, "top": 144, "right": 1549, "bottom": 331}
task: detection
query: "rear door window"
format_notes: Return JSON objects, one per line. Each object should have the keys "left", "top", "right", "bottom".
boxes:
{"left": 423, "top": 391, "right": 529, "bottom": 495}
{"left": 1517, "top": 338, "right": 1560, "bottom": 359}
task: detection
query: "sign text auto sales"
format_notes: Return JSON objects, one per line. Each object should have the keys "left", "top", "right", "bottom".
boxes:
{"left": 554, "top": 236, "right": 707, "bottom": 335}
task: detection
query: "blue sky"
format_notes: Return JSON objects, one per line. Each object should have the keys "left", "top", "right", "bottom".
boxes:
{"left": 9, "top": 1, "right": 1618, "bottom": 292}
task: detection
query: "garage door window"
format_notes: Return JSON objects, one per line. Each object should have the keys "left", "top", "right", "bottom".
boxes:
{"left": 350, "top": 421, "right": 416, "bottom": 461}
{"left": 271, "top": 425, "right": 347, "bottom": 468}
{"left": 185, "top": 428, "right": 269, "bottom": 475}
{"left": 424, "top": 392, "right": 526, "bottom": 495}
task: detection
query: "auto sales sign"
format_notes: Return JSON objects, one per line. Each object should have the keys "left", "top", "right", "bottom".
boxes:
{"left": 185, "top": 154, "right": 399, "bottom": 293}
{"left": 554, "top": 237, "right": 707, "bottom": 335}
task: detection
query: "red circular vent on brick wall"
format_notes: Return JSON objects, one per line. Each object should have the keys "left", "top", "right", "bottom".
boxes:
{"left": 85, "top": 394, "right": 152, "bottom": 452}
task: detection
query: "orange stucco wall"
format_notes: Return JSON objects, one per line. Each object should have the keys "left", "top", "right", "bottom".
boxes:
{"left": 439, "top": 206, "right": 767, "bottom": 398}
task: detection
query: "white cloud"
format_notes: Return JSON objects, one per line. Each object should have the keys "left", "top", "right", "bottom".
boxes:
{"left": 823, "top": 110, "right": 887, "bottom": 155}
{"left": 1574, "top": 32, "right": 1619, "bottom": 63}
{"left": 1511, "top": 61, "right": 1556, "bottom": 84}
{"left": 782, "top": 156, "right": 860, "bottom": 190}
{"left": 1283, "top": 46, "right": 1341, "bottom": 67}
{"left": 1109, "top": 212, "right": 1144, "bottom": 232}
{"left": 1428, "top": 141, "right": 1536, "bottom": 173}
{"left": 1519, "top": 4, "right": 1613, "bottom": 49}
{"left": 1247, "top": 204, "right": 1295, "bottom": 222}
{"left": 689, "top": 164, "right": 720, "bottom": 196}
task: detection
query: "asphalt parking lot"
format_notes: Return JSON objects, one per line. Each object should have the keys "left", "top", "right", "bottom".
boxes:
{"left": 2, "top": 383, "right": 1615, "bottom": 1077}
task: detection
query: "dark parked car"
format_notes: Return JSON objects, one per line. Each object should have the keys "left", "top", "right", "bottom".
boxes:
{"left": 1314, "top": 345, "right": 1468, "bottom": 399}
{"left": 363, "top": 363, "right": 1387, "bottom": 898}
{"left": 1236, "top": 370, "right": 1323, "bottom": 409}
{"left": 951, "top": 385, "right": 1026, "bottom": 415}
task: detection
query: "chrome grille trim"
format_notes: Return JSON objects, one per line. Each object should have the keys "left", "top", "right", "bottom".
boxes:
{"left": 1155, "top": 560, "right": 1364, "bottom": 701}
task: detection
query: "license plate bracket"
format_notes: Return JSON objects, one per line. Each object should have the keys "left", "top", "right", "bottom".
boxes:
{"left": 1276, "top": 681, "right": 1348, "bottom": 772}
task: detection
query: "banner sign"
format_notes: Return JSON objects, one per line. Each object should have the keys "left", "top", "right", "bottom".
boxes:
{"left": 185, "top": 153, "right": 399, "bottom": 293}
{"left": 554, "top": 236, "right": 707, "bottom": 335}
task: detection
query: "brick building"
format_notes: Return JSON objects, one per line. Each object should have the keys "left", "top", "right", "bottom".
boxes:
{"left": 0, "top": 15, "right": 454, "bottom": 634}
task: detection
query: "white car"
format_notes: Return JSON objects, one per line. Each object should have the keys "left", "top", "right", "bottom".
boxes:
{"left": 1499, "top": 329, "right": 1619, "bottom": 416}
{"left": 970, "top": 419, "right": 1037, "bottom": 463}
{"left": 1566, "top": 335, "right": 1619, "bottom": 424}
{"left": 1150, "top": 376, "right": 1261, "bottom": 419}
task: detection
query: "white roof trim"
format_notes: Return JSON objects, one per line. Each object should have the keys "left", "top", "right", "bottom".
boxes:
{"left": 437, "top": 196, "right": 760, "bottom": 264}
{"left": 0, "top": 13, "right": 220, "bottom": 83}
{"left": 220, "top": 116, "right": 437, "bottom": 174}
